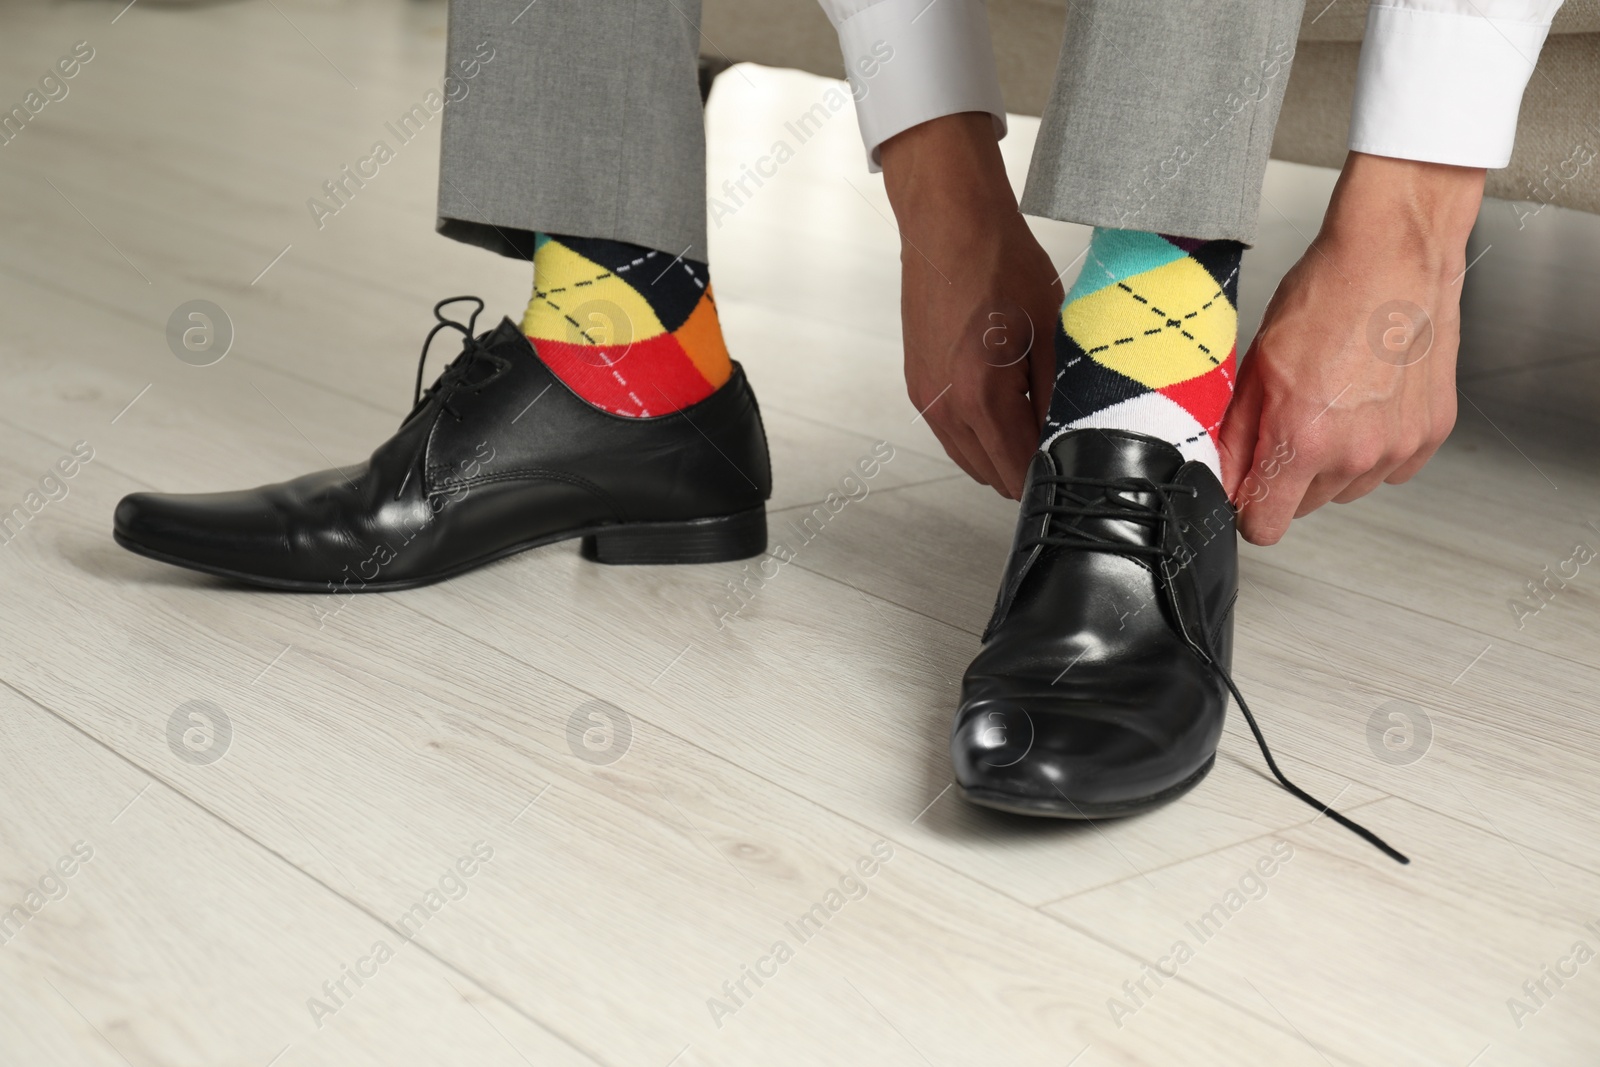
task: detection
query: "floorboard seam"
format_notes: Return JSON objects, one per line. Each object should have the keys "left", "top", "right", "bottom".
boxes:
{"left": 0, "top": 675, "right": 612, "bottom": 1067}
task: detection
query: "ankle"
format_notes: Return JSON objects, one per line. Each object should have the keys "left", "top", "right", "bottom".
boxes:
{"left": 523, "top": 233, "right": 731, "bottom": 417}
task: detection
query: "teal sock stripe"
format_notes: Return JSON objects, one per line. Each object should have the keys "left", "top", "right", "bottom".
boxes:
{"left": 1064, "top": 229, "right": 1188, "bottom": 304}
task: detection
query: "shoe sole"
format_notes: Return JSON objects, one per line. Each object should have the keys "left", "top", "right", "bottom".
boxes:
{"left": 956, "top": 754, "right": 1216, "bottom": 820}
{"left": 113, "top": 504, "right": 767, "bottom": 592}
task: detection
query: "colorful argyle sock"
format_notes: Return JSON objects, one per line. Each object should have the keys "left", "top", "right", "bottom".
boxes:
{"left": 1042, "top": 228, "right": 1242, "bottom": 479}
{"left": 521, "top": 234, "right": 733, "bottom": 417}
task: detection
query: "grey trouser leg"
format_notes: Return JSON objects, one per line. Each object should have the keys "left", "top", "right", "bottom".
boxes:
{"left": 437, "top": 0, "right": 708, "bottom": 260}
{"left": 1020, "top": 0, "right": 1307, "bottom": 244}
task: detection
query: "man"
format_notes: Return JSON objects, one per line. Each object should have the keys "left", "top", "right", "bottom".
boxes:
{"left": 112, "top": 0, "right": 1561, "bottom": 858}
{"left": 816, "top": 0, "right": 1557, "bottom": 861}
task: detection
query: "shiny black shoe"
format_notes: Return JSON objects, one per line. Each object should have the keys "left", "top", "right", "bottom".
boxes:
{"left": 951, "top": 428, "right": 1409, "bottom": 863}
{"left": 114, "top": 298, "right": 772, "bottom": 591}
{"left": 953, "top": 429, "right": 1236, "bottom": 819}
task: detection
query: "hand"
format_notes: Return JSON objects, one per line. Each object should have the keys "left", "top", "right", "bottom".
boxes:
{"left": 1218, "top": 153, "right": 1485, "bottom": 545}
{"left": 880, "top": 113, "right": 1063, "bottom": 499}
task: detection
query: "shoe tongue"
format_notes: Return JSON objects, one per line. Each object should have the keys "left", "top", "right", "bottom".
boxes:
{"left": 1039, "top": 429, "right": 1186, "bottom": 549}
{"left": 484, "top": 316, "right": 530, "bottom": 355}
{"left": 407, "top": 318, "right": 526, "bottom": 404}
{"left": 450, "top": 317, "right": 533, "bottom": 386}
{"left": 1046, "top": 428, "right": 1185, "bottom": 483}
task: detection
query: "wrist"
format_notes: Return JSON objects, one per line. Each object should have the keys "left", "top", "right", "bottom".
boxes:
{"left": 880, "top": 112, "right": 1018, "bottom": 239}
{"left": 1318, "top": 152, "right": 1485, "bottom": 276}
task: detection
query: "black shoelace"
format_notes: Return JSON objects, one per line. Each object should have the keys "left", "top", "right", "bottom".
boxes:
{"left": 1021, "top": 475, "right": 1410, "bottom": 865}
{"left": 396, "top": 296, "right": 508, "bottom": 499}
{"left": 411, "top": 296, "right": 504, "bottom": 421}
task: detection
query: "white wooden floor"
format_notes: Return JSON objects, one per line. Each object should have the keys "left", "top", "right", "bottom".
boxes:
{"left": 3, "top": 2, "right": 1599, "bottom": 1064}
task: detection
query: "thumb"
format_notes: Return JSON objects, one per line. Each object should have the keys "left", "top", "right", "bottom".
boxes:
{"left": 1217, "top": 344, "right": 1263, "bottom": 501}
{"left": 1028, "top": 299, "right": 1060, "bottom": 431}
{"left": 1029, "top": 345, "right": 1055, "bottom": 431}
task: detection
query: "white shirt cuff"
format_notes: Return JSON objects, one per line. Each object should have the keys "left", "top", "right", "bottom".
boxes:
{"left": 831, "top": 0, "right": 1008, "bottom": 172}
{"left": 1349, "top": 2, "right": 1558, "bottom": 168}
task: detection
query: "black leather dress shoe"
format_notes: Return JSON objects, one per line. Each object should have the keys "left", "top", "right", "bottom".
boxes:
{"left": 952, "top": 429, "right": 1237, "bottom": 818}
{"left": 951, "top": 428, "right": 1411, "bottom": 864}
{"left": 114, "top": 298, "right": 772, "bottom": 591}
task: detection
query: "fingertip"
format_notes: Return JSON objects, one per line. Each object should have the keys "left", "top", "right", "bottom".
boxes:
{"left": 1241, "top": 523, "right": 1282, "bottom": 547}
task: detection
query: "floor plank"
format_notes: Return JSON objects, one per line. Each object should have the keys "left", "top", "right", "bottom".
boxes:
{"left": 1050, "top": 798, "right": 1600, "bottom": 1067}
{"left": 0, "top": 684, "right": 599, "bottom": 1067}
{"left": 0, "top": 425, "right": 1338, "bottom": 1066}
{"left": 4, "top": 0, "right": 1600, "bottom": 1063}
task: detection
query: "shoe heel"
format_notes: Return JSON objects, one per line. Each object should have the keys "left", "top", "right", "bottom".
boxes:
{"left": 581, "top": 506, "right": 767, "bottom": 565}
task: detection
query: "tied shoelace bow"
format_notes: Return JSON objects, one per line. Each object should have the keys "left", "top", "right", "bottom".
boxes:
{"left": 1020, "top": 474, "right": 1410, "bottom": 865}
{"left": 396, "top": 296, "right": 508, "bottom": 500}
{"left": 411, "top": 296, "right": 505, "bottom": 420}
